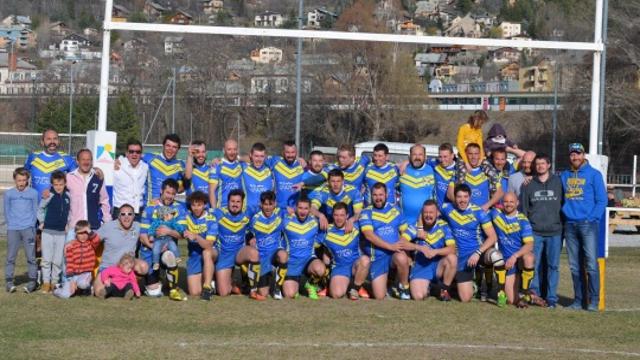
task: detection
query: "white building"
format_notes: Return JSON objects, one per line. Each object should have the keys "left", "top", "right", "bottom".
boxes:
{"left": 164, "top": 36, "right": 184, "bottom": 55}
{"left": 307, "top": 8, "right": 337, "bottom": 29}
{"left": 254, "top": 11, "right": 284, "bottom": 27}
{"left": 499, "top": 21, "right": 521, "bottom": 38}
{"left": 250, "top": 47, "right": 283, "bottom": 64}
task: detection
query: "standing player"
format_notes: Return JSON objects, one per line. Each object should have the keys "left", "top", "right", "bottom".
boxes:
{"left": 491, "top": 192, "right": 535, "bottom": 307}
{"left": 295, "top": 150, "right": 327, "bottom": 197}
{"left": 332, "top": 144, "right": 369, "bottom": 192}
{"left": 309, "top": 169, "right": 363, "bottom": 231}
{"left": 490, "top": 148, "right": 515, "bottom": 198}
{"left": 399, "top": 144, "right": 435, "bottom": 225}
{"left": 213, "top": 189, "right": 263, "bottom": 300}
{"left": 319, "top": 202, "right": 370, "bottom": 300}
{"left": 24, "top": 129, "right": 77, "bottom": 198}
{"left": 241, "top": 142, "right": 275, "bottom": 217}
{"left": 282, "top": 197, "right": 326, "bottom": 299}
{"left": 432, "top": 143, "right": 457, "bottom": 208}
{"left": 442, "top": 184, "right": 505, "bottom": 305}
{"left": 139, "top": 179, "right": 188, "bottom": 301}
{"left": 360, "top": 183, "right": 413, "bottom": 300}
{"left": 408, "top": 200, "right": 457, "bottom": 301}
{"left": 248, "top": 191, "right": 288, "bottom": 300}
{"left": 266, "top": 141, "right": 305, "bottom": 211}
{"left": 180, "top": 191, "right": 217, "bottom": 301}
{"left": 209, "top": 139, "right": 243, "bottom": 209}
{"left": 363, "top": 143, "right": 400, "bottom": 205}
{"left": 142, "top": 134, "right": 185, "bottom": 203}
{"left": 448, "top": 143, "right": 503, "bottom": 211}
{"left": 184, "top": 141, "right": 211, "bottom": 196}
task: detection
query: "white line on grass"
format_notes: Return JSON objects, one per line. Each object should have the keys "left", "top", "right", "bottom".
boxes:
{"left": 177, "top": 341, "right": 640, "bottom": 357}
{"left": 607, "top": 308, "right": 640, "bottom": 312}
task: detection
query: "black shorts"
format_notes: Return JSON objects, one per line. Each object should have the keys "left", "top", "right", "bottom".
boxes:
{"left": 455, "top": 251, "right": 492, "bottom": 283}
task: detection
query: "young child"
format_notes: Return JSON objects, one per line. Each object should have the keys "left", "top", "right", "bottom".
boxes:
{"left": 53, "top": 220, "right": 100, "bottom": 299}
{"left": 36, "top": 170, "right": 71, "bottom": 293}
{"left": 97, "top": 253, "right": 141, "bottom": 300}
{"left": 4, "top": 167, "right": 39, "bottom": 293}
{"left": 149, "top": 206, "right": 184, "bottom": 271}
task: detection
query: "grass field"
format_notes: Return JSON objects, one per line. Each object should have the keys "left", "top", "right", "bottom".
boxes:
{"left": 0, "top": 243, "right": 639, "bottom": 359}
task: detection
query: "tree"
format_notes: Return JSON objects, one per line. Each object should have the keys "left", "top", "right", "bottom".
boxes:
{"left": 457, "top": 0, "right": 474, "bottom": 14}
{"left": 108, "top": 94, "right": 140, "bottom": 153}
{"left": 488, "top": 26, "right": 502, "bottom": 38}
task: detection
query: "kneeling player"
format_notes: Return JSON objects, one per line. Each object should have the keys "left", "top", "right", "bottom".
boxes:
{"left": 249, "top": 191, "right": 288, "bottom": 300}
{"left": 360, "top": 183, "right": 413, "bottom": 300}
{"left": 319, "top": 202, "right": 370, "bottom": 300}
{"left": 181, "top": 191, "right": 218, "bottom": 301}
{"left": 282, "top": 197, "right": 326, "bottom": 299}
{"left": 213, "top": 189, "right": 263, "bottom": 300}
{"left": 442, "top": 184, "right": 506, "bottom": 305}
{"left": 491, "top": 192, "right": 535, "bottom": 307}
{"left": 408, "top": 200, "right": 457, "bottom": 301}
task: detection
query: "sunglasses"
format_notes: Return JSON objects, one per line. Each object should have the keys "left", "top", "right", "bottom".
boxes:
{"left": 128, "top": 150, "right": 142, "bottom": 154}
{"left": 76, "top": 231, "right": 90, "bottom": 235}
{"left": 119, "top": 212, "right": 134, "bottom": 217}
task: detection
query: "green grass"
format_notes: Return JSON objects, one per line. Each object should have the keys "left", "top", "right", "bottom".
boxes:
{"left": 0, "top": 243, "right": 639, "bottom": 359}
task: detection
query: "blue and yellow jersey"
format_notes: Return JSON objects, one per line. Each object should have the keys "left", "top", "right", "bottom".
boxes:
{"left": 186, "top": 162, "right": 211, "bottom": 196}
{"left": 266, "top": 156, "right": 304, "bottom": 209}
{"left": 359, "top": 203, "right": 410, "bottom": 260}
{"left": 301, "top": 168, "right": 328, "bottom": 193}
{"left": 213, "top": 208, "right": 250, "bottom": 253}
{"left": 406, "top": 220, "right": 455, "bottom": 264}
{"left": 140, "top": 201, "right": 187, "bottom": 236}
{"left": 319, "top": 224, "right": 361, "bottom": 268}
{"left": 399, "top": 163, "right": 435, "bottom": 225}
{"left": 249, "top": 208, "right": 285, "bottom": 254}
{"left": 440, "top": 202, "right": 493, "bottom": 258}
{"left": 432, "top": 162, "right": 456, "bottom": 207}
{"left": 328, "top": 156, "right": 369, "bottom": 191}
{"left": 497, "top": 165, "right": 515, "bottom": 197}
{"left": 241, "top": 163, "right": 275, "bottom": 216}
{"left": 142, "top": 153, "right": 185, "bottom": 204}
{"left": 24, "top": 151, "right": 77, "bottom": 197}
{"left": 179, "top": 211, "right": 218, "bottom": 244}
{"left": 364, "top": 162, "right": 400, "bottom": 205}
{"left": 209, "top": 159, "right": 243, "bottom": 209}
{"left": 491, "top": 209, "right": 533, "bottom": 259}
{"left": 309, "top": 184, "right": 364, "bottom": 220}
{"left": 282, "top": 214, "right": 320, "bottom": 262}
{"left": 448, "top": 167, "right": 498, "bottom": 207}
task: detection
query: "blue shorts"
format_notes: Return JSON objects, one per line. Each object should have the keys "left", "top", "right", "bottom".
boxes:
{"left": 138, "top": 246, "right": 154, "bottom": 273}
{"left": 216, "top": 247, "right": 242, "bottom": 271}
{"left": 457, "top": 253, "right": 473, "bottom": 272}
{"left": 187, "top": 241, "right": 205, "bottom": 276}
{"left": 331, "top": 262, "right": 354, "bottom": 279}
{"left": 369, "top": 252, "right": 391, "bottom": 280}
{"left": 288, "top": 255, "right": 316, "bottom": 277}
{"left": 411, "top": 255, "right": 440, "bottom": 281}
{"left": 259, "top": 247, "right": 283, "bottom": 277}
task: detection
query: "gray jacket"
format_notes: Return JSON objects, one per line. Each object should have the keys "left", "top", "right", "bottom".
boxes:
{"left": 521, "top": 174, "right": 563, "bottom": 236}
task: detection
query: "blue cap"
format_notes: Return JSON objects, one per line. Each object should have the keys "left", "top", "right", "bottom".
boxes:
{"left": 569, "top": 143, "right": 585, "bottom": 154}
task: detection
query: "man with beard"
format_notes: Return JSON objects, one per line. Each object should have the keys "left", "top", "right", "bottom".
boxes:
{"left": 363, "top": 143, "right": 400, "bottom": 206}
{"left": 241, "top": 142, "right": 275, "bottom": 218}
{"left": 399, "top": 144, "right": 435, "bottom": 225}
{"left": 184, "top": 141, "right": 211, "bottom": 196}
{"left": 24, "top": 129, "right": 77, "bottom": 198}
{"left": 141, "top": 134, "right": 185, "bottom": 203}
{"left": 508, "top": 151, "right": 536, "bottom": 197}
{"left": 266, "top": 141, "right": 305, "bottom": 211}
{"left": 310, "top": 169, "right": 363, "bottom": 232}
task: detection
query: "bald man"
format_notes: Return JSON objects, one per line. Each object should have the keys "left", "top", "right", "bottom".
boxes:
{"left": 209, "top": 139, "right": 243, "bottom": 209}
{"left": 508, "top": 151, "right": 536, "bottom": 197}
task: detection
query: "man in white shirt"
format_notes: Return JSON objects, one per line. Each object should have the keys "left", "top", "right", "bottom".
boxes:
{"left": 113, "top": 139, "right": 149, "bottom": 221}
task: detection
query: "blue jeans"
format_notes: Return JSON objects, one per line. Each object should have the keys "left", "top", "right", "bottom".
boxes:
{"left": 152, "top": 236, "right": 179, "bottom": 265}
{"left": 564, "top": 221, "right": 599, "bottom": 306}
{"left": 530, "top": 234, "right": 562, "bottom": 305}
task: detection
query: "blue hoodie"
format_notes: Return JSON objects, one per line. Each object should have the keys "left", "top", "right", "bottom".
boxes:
{"left": 560, "top": 161, "right": 607, "bottom": 222}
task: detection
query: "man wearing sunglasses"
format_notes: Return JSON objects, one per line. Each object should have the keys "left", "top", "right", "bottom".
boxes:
{"left": 92, "top": 203, "right": 148, "bottom": 297}
{"left": 113, "top": 139, "right": 148, "bottom": 221}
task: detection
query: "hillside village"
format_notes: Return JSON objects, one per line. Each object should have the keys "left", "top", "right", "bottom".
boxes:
{"left": 0, "top": 0, "right": 586, "bottom": 100}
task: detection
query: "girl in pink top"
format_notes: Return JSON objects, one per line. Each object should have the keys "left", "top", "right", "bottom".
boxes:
{"left": 97, "top": 253, "right": 140, "bottom": 300}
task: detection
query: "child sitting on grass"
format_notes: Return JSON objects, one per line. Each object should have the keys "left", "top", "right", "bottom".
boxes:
{"left": 149, "top": 206, "right": 184, "bottom": 271}
{"left": 53, "top": 220, "right": 100, "bottom": 299}
{"left": 96, "top": 253, "right": 141, "bottom": 300}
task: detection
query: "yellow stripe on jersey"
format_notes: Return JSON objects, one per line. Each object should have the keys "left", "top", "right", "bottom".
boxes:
{"left": 325, "top": 230, "right": 359, "bottom": 246}
{"left": 31, "top": 157, "right": 67, "bottom": 174}
{"left": 285, "top": 220, "right": 317, "bottom": 235}
{"left": 448, "top": 210, "right": 478, "bottom": 226}
{"left": 220, "top": 166, "right": 242, "bottom": 178}
{"left": 361, "top": 224, "right": 374, "bottom": 232}
{"left": 274, "top": 162, "right": 303, "bottom": 179}
{"left": 219, "top": 216, "right": 249, "bottom": 233}
{"left": 435, "top": 166, "right": 454, "bottom": 179}
{"left": 493, "top": 215, "right": 521, "bottom": 234}
{"left": 252, "top": 217, "right": 282, "bottom": 234}
{"left": 400, "top": 174, "right": 435, "bottom": 188}
{"left": 150, "top": 158, "right": 183, "bottom": 176}
{"left": 185, "top": 216, "right": 208, "bottom": 234}
{"left": 344, "top": 166, "right": 364, "bottom": 182}
{"left": 192, "top": 168, "right": 209, "bottom": 182}
{"left": 371, "top": 207, "right": 402, "bottom": 224}
{"left": 244, "top": 166, "right": 271, "bottom": 181}
{"left": 366, "top": 168, "right": 397, "bottom": 183}
{"left": 464, "top": 171, "right": 488, "bottom": 186}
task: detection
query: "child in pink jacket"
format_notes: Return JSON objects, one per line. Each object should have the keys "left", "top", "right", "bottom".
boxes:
{"left": 96, "top": 253, "right": 140, "bottom": 300}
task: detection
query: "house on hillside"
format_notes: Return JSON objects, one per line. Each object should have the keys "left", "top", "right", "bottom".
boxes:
{"left": 396, "top": 20, "right": 424, "bottom": 35}
{"left": 254, "top": 11, "right": 284, "bottom": 27}
{"left": 1, "top": 16, "right": 32, "bottom": 29}
{"left": 170, "top": 10, "right": 193, "bottom": 25}
{"left": 307, "top": 8, "right": 337, "bottom": 29}
{"left": 112, "top": 4, "right": 131, "bottom": 22}
{"left": 49, "top": 21, "right": 70, "bottom": 36}
{"left": 500, "top": 63, "right": 520, "bottom": 81}
{"left": 0, "top": 52, "right": 39, "bottom": 95}
{"left": 414, "top": 0, "right": 439, "bottom": 18}
{"left": 473, "top": 12, "right": 494, "bottom": 28}
{"left": 201, "top": 0, "right": 224, "bottom": 15}
{"left": 414, "top": 52, "right": 447, "bottom": 78}
{"left": 499, "top": 21, "right": 521, "bottom": 38}
{"left": 164, "top": 36, "right": 184, "bottom": 56}
{"left": 519, "top": 60, "right": 554, "bottom": 92}
{"left": 444, "top": 14, "right": 481, "bottom": 38}
{"left": 62, "top": 33, "right": 92, "bottom": 48}
{"left": 250, "top": 47, "right": 283, "bottom": 64}
{"left": 490, "top": 47, "right": 520, "bottom": 64}
{"left": 0, "top": 26, "right": 36, "bottom": 49}
{"left": 144, "top": 0, "right": 168, "bottom": 19}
